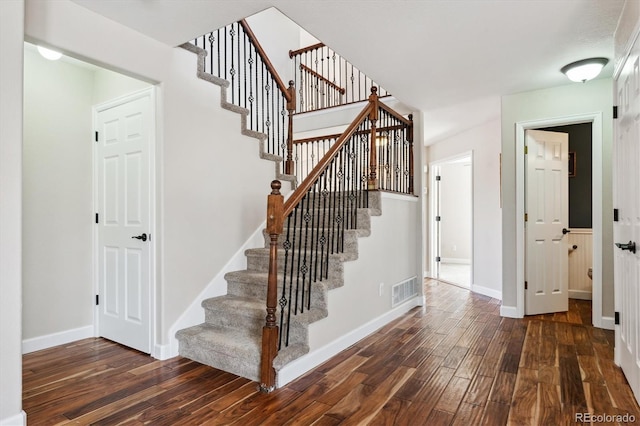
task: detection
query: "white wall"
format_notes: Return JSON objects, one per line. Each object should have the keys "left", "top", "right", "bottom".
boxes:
{"left": 428, "top": 116, "right": 503, "bottom": 298}
{"left": 501, "top": 79, "right": 614, "bottom": 317}
{"left": 245, "top": 7, "right": 301, "bottom": 85}
{"left": 439, "top": 162, "right": 472, "bottom": 261}
{"left": 309, "top": 194, "right": 421, "bottom": 349}
{"left": 23, "top": 48, "right": 95, "bottom": 341}
{"left": 24, "top": 0, "right": 290, "bottom": 354}
{"left": 0, "top": 0, "right": 26, "bottom": 423}
{"left": 92, "top": 67, "right": 151, "bottom": 105}
{"left": 22, "top": 47, "right": 151, "bottom": 347}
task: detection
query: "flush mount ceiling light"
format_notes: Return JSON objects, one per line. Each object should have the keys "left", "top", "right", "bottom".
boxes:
{"left": 561, "top": 57, "right": 609, "bottom": 83}
{"left": 37, "top": 46, "right": 62, "bottom": 61}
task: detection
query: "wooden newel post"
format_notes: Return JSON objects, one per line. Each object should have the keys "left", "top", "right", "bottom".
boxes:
{"left": 260, "top": 180, "right": 284, "bottom": 392}
{"left": 368, "top": 87, "right": 379, "bottom": 190}
{"left": 408, "top": 113, "right": 414, "bottom": 194}
{"left": 285, "top": 81, "right": 296, "bottom": 175}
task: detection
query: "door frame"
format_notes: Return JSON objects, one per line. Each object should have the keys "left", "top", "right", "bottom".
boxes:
{"left": 515, "top": 113, "right": 604, "bottom": 327}
{"left": 429, "top": 151, "right": 474, "bottom": 287}
{"left": 92, "top": 86, "right": 157, "bottom": 354}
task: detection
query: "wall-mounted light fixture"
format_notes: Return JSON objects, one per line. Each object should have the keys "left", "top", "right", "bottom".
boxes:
{"left": 37, "top": 46, "right": 62, "bottom": 61}
{"left": 561, "top": 57, "right": 608, "bottom": 83}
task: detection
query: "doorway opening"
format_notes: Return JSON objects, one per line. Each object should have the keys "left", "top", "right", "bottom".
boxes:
{"left": 22, "top": 42, "right": 156, "bottom": 355}
{"left": 430, "top": 153, "right": 473, "bottom": 288}
{"left": 515, "top": 113, "right": 604, "bottom": 327}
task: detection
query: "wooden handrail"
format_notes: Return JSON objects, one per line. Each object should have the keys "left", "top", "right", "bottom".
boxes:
{"left": 283, "top": 103, "right": 373, "bottom": 216}
{"left": 378, "top": 101, "right": 412, "bottom": 126}
{"left": 239, "top": 20, "right": 292, "bottom": 101}
{"left": 299, "top": 64, "right": 346, "bottom": 95}
{"left": 289, "top": 42, "right": 326, "bottom": 58}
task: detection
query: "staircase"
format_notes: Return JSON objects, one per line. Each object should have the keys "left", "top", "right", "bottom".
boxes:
{"left": 175, "top": 17, "right": 414, "bottom": 390}
{"left": 176, "top": 191, "right": 381, "bottom": 382}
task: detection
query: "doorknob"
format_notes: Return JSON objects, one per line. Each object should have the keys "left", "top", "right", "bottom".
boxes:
{"left": 615, "top": 241, "right": 636, "bottom": 254}
{"left": 132, "top": 233, "right": 147, "bottom": 242}
{"left": 562, "top": 228, "right": 571, "bottom": 235}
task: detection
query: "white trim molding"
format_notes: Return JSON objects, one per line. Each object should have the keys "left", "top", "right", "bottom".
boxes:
{"left": 568, "top": 290, "right": 592, "bottom": 300}
{"left": 276, "top": 295, "right": 422, "bottom": 387}
{"left": 0, "top": 411, "right": 27, "bottom": 426}
{"left": 471, "top": 284, "right": 502, "bottom": 300}
{"left": 601, "top": 316, "right": 615, "bottom": 331}
{"left": 22, "top": 325, "right": 94, "bottom": 354}
{"left": 500, "top": 305, "right": 520, "bottom": 318}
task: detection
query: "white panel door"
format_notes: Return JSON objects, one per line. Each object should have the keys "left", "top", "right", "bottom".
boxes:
{"left": 525, "top": 130, "right": 569, "bottom": 315}
{"left": 96, "top": 92, "right": 152, "bottom": 353}
{"left": 614, "top": 35, "right": 640, "bottom": 401}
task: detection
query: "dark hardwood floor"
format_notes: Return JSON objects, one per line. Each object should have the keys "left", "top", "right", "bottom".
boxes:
{"left": 23, "top": 280, "right": 640, "bottom": 425}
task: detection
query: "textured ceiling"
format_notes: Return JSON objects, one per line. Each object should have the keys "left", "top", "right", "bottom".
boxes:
{"left": 70, "top": 0, "right": 625, "bottom": 144}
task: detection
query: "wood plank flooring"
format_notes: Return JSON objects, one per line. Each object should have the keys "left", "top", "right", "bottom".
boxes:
{"left": 23, "top": 280, "right": 640, "bottom": 425}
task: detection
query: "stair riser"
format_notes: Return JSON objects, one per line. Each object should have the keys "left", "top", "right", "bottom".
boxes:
{"left": 283, "top": 208, "right": 372, "bottom": 231}
{"left": 246, "top": 252, "right": 344, "bottom": 280}
{"left": 203, "top": 308, "right": 309, "bottom": 345}
{"left": 282, "top": 191, "right": 381, "bottom": 212}
{"left": 178, "top": 340, "right": 260, "bottom": 382}
{"left": 226, "top": 282, "right": 327, "bottom": 310}
{"left": 263, "top": 229, "right": 361, "bottom": 253}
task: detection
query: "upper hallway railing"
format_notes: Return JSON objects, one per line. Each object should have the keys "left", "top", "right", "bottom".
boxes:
{"left": 289, "top": 43, "right": 391, "bottom": 113}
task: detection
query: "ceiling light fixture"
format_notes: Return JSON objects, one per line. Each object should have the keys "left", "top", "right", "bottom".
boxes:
{"left": 37, "top": 46, "right": 63, "bottom": 61}
{"left": 561, "top": 57, "right": 608, "bottom": 83}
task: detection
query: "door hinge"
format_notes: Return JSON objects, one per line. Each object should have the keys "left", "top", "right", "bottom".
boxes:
{"left": 524, "top": 146, "right": 528, "bottom": 155}
{"left": 524, "top": 213, "right": 528, "bottom": 222}
{"left": 615, "top": 311, "right": 620, "bottom": 325}
{"left": 435, "top": 175, "right": 441, "bottom": 181}
{"left": 435, "top": 215, "right": 441, "bottom": 222}
{"left": 95, "top": 295, "right": 99, "bottom": 306}
{"left": 614, "top": 208, "right": 619, "bottom": 222}
{"left": 525, "top": 281, "right": 528, "bottom": 290}
{"left": 95, "top": 213, "right": 99, "bottom": 224}
{"left": 435, "top": 256, "right": 441, "bottom": 262}
{"left": 95, "top": 131, "right": 99, "bottom": 142}
{"left": 613, "top": 106, "right": 618, "bottom": 119}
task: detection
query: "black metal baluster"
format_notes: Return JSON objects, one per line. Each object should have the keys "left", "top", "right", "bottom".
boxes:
{"left": 242, "top": 31, "right": 247, "bottom": 110}
{"left": 279, "top": 215, "right": 292, "bottom": 349}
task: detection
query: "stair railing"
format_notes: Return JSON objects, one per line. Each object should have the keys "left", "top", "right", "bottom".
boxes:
{"left": 292, "top": 110, "right": 414, "bottom": 192}
{"left": 289, "top": 43, "right": 391, "bottom": 113}
{"left": 192, "top": 20, "right": 296, "bottom": 174}
{"left": 260, "top": 88, "right": 413, "bottom": 391}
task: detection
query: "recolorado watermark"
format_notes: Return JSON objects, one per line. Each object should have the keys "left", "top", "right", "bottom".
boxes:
{"left": 575, "top": 412, "right": 636, "bottom": 423}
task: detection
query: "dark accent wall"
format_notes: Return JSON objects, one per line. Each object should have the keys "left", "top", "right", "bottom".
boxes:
{"left": 539, "top": 123, "right": 592, "bottom": 228}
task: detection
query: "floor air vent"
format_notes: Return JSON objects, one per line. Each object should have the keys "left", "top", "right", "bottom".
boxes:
{"left": 392, "top": 276, "right": 419, "bottom": 307}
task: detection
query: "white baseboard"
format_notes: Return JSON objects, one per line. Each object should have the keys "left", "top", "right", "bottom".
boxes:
{"left": 0, "top": 410, "right": 26, "bottom": 426}
{"left": 470, "top": 283, "right": 502, "bottom": 300}
{"left": 601, "top": 316, "right": 615, "bottom": 330}
{"left": 165, "top": 222, "right": 267, "bottom": 358}
{"left": 153, "top": 343, "right": 175, "bottom": 360}
{"left": 440, "top": 258, "right": 471, "bottom": 265}
{"left": 569, "top": 289, "right": 592, "bottom": 300}
{"left": 22, "top": 325, "right": 94, "bottom": 354}
{"left": 500, "top": 305, "right": 522, "bottom": 318}
{"left": 276, "top": 295, "right": 422, "bottom": 387}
